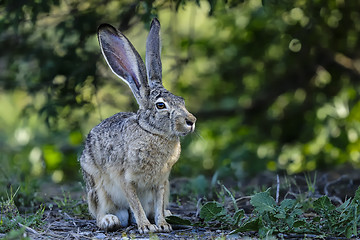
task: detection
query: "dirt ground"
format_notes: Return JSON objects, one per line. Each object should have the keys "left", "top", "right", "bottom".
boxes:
{"left": 3, "top": 165, "right": 360, "bottom": 240}
{"left": 15, "top": 203, "right": 231, "bottom": 240}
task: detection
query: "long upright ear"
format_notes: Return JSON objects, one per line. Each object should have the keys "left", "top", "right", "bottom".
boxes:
{"left": 146, "top": 18, "right": 162, "bottom": 88}
{"left": 97, "top": 23, "right": 149, "bottom": 108}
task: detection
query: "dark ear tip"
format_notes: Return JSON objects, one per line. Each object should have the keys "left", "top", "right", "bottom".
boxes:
{"left": 97, "top": 23, "right": 117, "bottom": 35}
{"left": 150, "top": 18, "right": 160, "bottom": 28}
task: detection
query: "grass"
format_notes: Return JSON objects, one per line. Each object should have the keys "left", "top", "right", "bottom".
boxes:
{"left": 0, "top": 186, "right": 45, "bottom": 235}
{"left": 1, "top": 228, "right": 30, "bottom": 240}
{"left": 305, "top": 171, "right": 317, "bottom": 194}
{"left": 0, "top": 182, "right": 90, "bottom": 239}
{"left": 51, "top": 189, "right": 91, "bottom": 218}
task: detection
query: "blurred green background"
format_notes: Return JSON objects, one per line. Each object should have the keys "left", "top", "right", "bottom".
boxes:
{"left": 1, "top": 0, "right": 360, "bottom": 192}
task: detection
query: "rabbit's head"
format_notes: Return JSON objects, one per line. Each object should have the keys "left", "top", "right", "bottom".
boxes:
{"left": 97, "top": 19, "right": 196, "bottom": 137}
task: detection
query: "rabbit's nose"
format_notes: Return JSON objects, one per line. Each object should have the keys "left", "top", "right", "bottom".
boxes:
{"left": 185, "top": 115, "right": 196, "bottom": 127}
{"left": 186, "top": 119, "right": 194, "bottom": 126}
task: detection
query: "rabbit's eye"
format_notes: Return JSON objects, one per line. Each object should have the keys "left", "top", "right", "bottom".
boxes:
{"left": 156, "top": 102, "right": 166, "bottom": 109}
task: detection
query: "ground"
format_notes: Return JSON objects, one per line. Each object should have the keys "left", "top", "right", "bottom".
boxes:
{"left": 1, "top": 165, "right": 360, "bottom": 239}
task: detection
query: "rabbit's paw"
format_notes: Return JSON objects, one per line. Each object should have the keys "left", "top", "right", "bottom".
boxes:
{"left": 138, "top": 224, "right": 159, "bottom": 234}
{"left": 157, "top": 222, "right": 172, "bottom": 232}
{"left": 99, "top": 214, "right": 121, "bottom": 231}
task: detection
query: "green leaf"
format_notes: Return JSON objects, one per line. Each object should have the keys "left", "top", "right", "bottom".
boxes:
{"left": 237, "top": 218, "right": 260, "bottom": 232}
{"left": 199, "top": 202, "right": 224, "bottom": 222}
{"left": 352, "top": 206, "right": 358, "bottom": 237}
{"left": 232, "top": 209, "right": 245, "bottom": 226}
{"left": 3, "top": 227, "right": 30, "bottom": 240}
{"left": 291, "top": 208, "right": 303, "bottom": 217}
{"left": 313, "top": 196, "right": 336, "bottom": 212}
{"left": 293, "top": 220, "right": 306, "bottom": 228}
{"left": 285, "top": 215, "right": 295, "bottom": 228}
{"left": 222, "top": 185, "right": 238, "bottom": 211}
{"left": 250, "top": 189, "right": 276, "bottom": 214}
{"left": 165, "top": 215, "right": 192, "bottom": 226}
{"left": 337, "top": 198, "right": 351, "bottom": 212}
{"left": 346, "top": 226, "right": 354, "bottom": 239}
{"left": 274, "top": 213, "right": 286, "bottom": 219}
{"left": 259, "top": 226, "right": 274, "bottom": 238}
{"left": 280, "top": 199, "right": 296, "bottom": 209}
{"left": 354, "top": 186, "right": 360, "bottom": 201}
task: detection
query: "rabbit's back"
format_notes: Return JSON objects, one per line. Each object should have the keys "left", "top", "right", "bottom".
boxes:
{"left": 81, "top": 112, "right": 135, "bottom": 167}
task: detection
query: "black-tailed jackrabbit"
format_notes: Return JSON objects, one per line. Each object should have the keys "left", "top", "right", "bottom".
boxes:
{"left": 79, "top": 19, "right": 196, "bottom": 233}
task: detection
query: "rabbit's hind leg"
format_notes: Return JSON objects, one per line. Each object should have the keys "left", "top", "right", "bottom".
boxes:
{"left": 98, "top": 214, "right": 121, "bottom": 231}
{"left": 83, "top": 170, "right": 121, "bottom": 231}
{"left": 92, "top": 184, "right": 122, "bottom": 231}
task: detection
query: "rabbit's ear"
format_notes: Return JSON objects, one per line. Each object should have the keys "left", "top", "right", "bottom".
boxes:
{"left": 98, "top": 24, "right": 149, "bottom": 108}
{"left": 146, "top": 18, "right": 163, "bottom": 88}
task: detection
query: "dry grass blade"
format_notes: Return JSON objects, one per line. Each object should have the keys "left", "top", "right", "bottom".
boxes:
{"left": 18, "top": 222, "right": 40, "bottom": 235}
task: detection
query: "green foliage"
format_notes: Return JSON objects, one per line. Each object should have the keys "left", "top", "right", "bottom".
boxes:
{"left": 304, "top": 172, "right": 317, "bottom": 194}
{"left": 168, "top": 186, "right": 360, "bottom": 238}
{"left": 200, "top": 202, "right": 245, "bottom": 228}
{"left": 0, "top": 188, "right": 45, "bottom": 233}
{"left": 1, "top": 228, "right": 31, "bottom": 240}
{"left": 249, "top": 189, "right": 276, "bottom": 214}
{"left": 244, "top": 189, "right": 360, "bottom": 238}
{"left": 311, "top": 190, "right": 360, "bottom": 238}
{"left": 191, "top": 0, "right": 360, "bottom": 176}
{"left": 1, "top": 0, "right": 360, "bottom": 182}
{"left": 166, "top": 215, "right": 192, "bottom": 226}
{"left": 0, "top": 183, "right": 43, "bottom": 215}
{"left": 51, "top": 190, "right": 90, "bottom": 218}
{"left": 243, "top": 189, "right": 360, "bottom": 238}
{"left": 244, "top": 190, "right": 306, "bottom": 237}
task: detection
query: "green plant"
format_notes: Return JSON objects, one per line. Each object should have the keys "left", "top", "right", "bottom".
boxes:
{"left": 238, "top": 189, "right": 307, "bottom": 237}
{"left": 52, "top": 190, "right": 90, "bottom": 218}
{"left": 1, "top": 228, "right": 31, "bottom": 240}
{"left": 312, "top": 193, "right": 360, "bottom": 237}
{"left": 246, "top": 188, "right": 360, "bottom": 238}
{"left": 167, "top": 186, "right": 360, "bottom": 238}
{"left": 0, "top": 188, "right": 45, "bottom": 233}
{"left": 304, "top": 172, "right": 317, "bottom": 194}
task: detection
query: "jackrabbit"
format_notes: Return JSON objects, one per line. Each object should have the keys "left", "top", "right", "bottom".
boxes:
{"left": 79, "top": 18, "right": 196, "bottom": 234}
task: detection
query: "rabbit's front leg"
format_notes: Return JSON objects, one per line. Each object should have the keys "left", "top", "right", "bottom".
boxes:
{"left": 154, "top": 180, "right": 172, "bottom": 232}
{"left": 121, "top": 180, "right": 158, "bottom": 234}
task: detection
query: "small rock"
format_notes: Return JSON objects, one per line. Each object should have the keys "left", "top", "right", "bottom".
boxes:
{"left": 95, "top": 233, "right": 106, "bottom": 239}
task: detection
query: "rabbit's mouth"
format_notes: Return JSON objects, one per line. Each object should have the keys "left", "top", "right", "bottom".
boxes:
{"left": 174, "top": 115, "right": 196, "bottom": 136}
